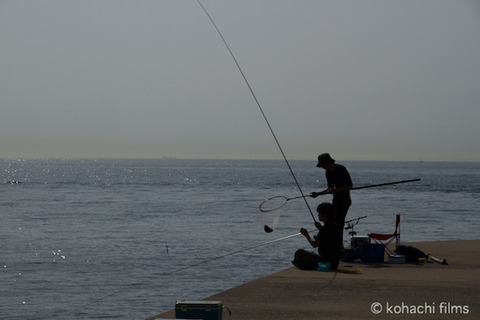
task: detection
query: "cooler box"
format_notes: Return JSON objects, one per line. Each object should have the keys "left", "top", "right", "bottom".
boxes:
{"left": 360, "top": 243, "right": 385, "bottom": 262}
{"left": 175, "top": 300, "right": 223, "bottom": 320}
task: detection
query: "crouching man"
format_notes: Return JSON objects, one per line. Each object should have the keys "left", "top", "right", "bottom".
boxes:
{"left": 292, "top": 202, "right": 343, "bottom": 271}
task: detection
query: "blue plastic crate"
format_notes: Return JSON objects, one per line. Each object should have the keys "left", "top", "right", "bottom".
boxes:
{"left": 360, "top": 243, "right": 385, "bottom": 262}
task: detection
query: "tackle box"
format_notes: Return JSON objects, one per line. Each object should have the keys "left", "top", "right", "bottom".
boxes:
{"left": 351, "top": 236, "right": 371, "bottom": 260}
{"left": 388, "top": 254, "right": 406, "bottom": 264}
{"left": 175, "top": 300, "right": 223, "bottom": 320}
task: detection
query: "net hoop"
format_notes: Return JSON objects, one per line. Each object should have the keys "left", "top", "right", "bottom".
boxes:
{"left": 259, "top": 195, "right": 289, "bottom": 213}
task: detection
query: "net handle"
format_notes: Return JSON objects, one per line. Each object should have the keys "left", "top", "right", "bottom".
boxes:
{"left": 259, "top": 178, "right": 421, "bottom": 213}
{"left": 351, "top": 178, "right": 421, "bottom": 190}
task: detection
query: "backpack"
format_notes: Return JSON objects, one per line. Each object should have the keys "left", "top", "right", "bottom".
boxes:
{"left": 394, "top": 245, "right": 428, "bottom": 263}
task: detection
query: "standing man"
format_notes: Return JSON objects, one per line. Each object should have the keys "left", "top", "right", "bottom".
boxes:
{"left": 311, "top": 153, "right": 352, "bottom": 231}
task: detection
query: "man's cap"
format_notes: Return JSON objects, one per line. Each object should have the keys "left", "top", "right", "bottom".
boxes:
{"left": 316, "top": 153, "right": 335, "bottom": 167}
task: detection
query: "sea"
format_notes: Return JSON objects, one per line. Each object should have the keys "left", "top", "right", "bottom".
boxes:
{"left": 1, "top": 158, "right": 479, "bottom": 319}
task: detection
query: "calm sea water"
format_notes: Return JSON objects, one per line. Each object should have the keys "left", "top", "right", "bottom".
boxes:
{"left": 1, "top": 158, "right": 479, "bottom": 319}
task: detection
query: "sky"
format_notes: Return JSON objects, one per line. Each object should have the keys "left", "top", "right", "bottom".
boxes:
{"left": 1, "top": 0, "right": 479, "bottom": 162}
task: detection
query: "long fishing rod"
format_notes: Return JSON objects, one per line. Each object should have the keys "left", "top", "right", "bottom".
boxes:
{"left": 195, "top": 2, "right": 342, "bottom": 297}
{"left": 196, "top": 0, "right": 315, "bottom": 223}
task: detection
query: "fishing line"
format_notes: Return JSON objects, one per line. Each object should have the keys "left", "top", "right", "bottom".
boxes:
{"left": 196, "top": 0, "right": 315, "bottom": 226}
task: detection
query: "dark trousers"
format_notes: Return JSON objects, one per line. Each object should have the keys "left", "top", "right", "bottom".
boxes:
{"left": 333, "top": 198, "right": 351, "bottom": 228}
{"left": 292, "top": 249, "right": 323, "bottom": 270}
{"left": 292, "top": 249, "right": 340, "bottom": 270}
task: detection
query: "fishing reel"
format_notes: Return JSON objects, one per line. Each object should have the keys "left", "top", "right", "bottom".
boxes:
{"left": 344, "top": 215, "right": 367, "bottom": 236}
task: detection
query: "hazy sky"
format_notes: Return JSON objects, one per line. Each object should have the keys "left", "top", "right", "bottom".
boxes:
{"left": 1, "top": 1, "right": 479, "bottom": 161}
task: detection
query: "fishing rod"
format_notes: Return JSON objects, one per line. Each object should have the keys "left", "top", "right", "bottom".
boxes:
{"left": 260, "top": 178, "right": 421, "bottom": 212}
{"left": 427, "top": 254, "right": 448, "bottom": 265}
{"left": 166, "top": 228, "right": 317, "bottom": 275}
{"left": 196, "top": 0, "right": 316, "bottom": 223}
{"left": 344, "top": 215, "right": 368, "bottom": 225}
{"left": 196, "top": 2, "right": 340, "bottom": 294}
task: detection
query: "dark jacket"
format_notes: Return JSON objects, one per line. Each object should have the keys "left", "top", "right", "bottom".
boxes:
{"left": 314, "top": 220, "right": 343, "bottom": 268}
